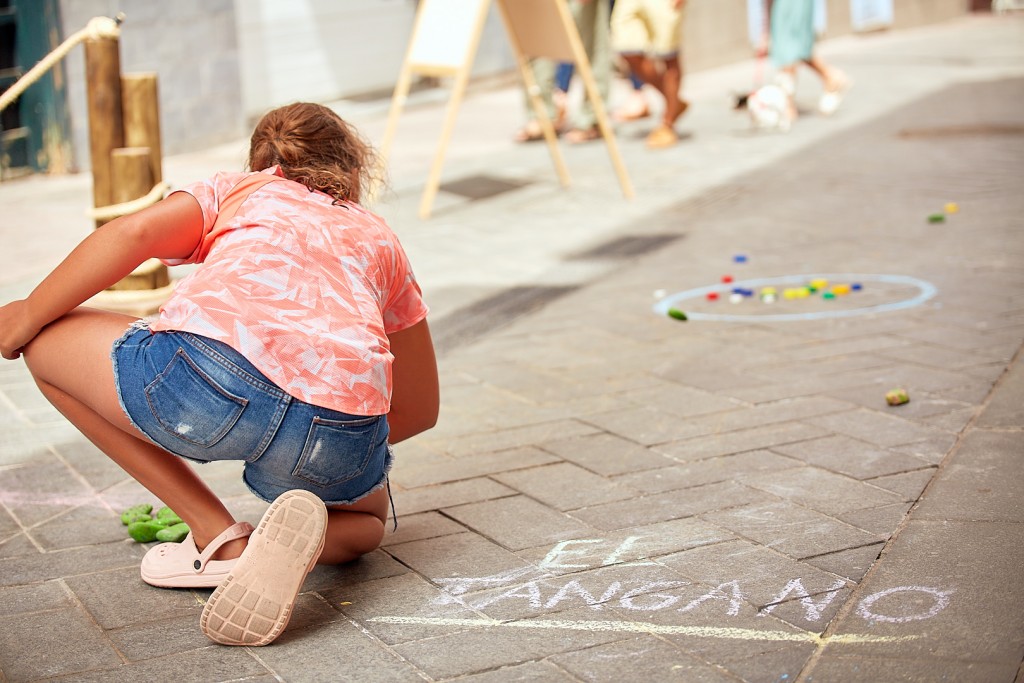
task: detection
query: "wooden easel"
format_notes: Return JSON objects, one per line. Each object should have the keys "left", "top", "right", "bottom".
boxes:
{"left": 379, "top": 0, "right": 633, "bottom": 219}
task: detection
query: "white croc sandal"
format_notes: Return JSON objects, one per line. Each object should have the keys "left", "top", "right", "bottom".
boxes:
{"left": 201, "top": 490, "right": 327, "bottom": 646}
{"left": 140, "top": 521, "right": 254, "bottom": 588}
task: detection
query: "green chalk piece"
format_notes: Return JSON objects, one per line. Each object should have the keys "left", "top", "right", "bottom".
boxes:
{"left": 822, "top": 291, "right": 836, "bottom": 300}
{"left": 127, "top": 520, "right": 167, "bottom": 543}
{"left": 155, "top": 507, "right": 182, "bottom": 526}
{"left": 120, "top": 504, "right": 153, "bottom": 526}
{"left": 928, "top": 213, "right": 945, "bottom": 223}
{"left": 155, "top": 522, "right": 190, "bottom": 543}
{"left": 667, "top": 308, "right": 688, "bottom": 321}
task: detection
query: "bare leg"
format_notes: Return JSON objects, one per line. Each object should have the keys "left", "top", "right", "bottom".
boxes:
{"left": 803, "top": 55, "right": 845, "bottom": 91}
{"left": 321, "top": 487, "right": 389, "bottom": 565}
{"left": 659, "top": 55, "right": 686, "bottom": 127}
{"left": 23, "top": 308, "right": 246, "bottom": 559}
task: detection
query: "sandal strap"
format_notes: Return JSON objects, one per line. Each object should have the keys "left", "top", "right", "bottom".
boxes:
{"left": 195, "top": 521, "right": 255, "bottom": 572}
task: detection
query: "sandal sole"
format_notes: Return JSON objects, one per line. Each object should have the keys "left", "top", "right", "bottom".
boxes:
{"left": 200, "top": 490, "right": 327, "bottom": 646}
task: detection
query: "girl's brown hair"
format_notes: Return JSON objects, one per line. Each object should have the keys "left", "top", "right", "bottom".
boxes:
{"left": 247, "top": 102, "right": 381, "bottom": 204}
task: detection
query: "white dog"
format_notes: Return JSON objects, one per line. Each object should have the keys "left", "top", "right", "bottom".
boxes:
{"left": 740, "top": 83, "right": 792, "bottom": 132}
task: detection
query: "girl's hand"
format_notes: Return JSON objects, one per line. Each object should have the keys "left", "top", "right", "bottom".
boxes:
{"left": 0, "top": 300, "right": 42, "bottom": 360}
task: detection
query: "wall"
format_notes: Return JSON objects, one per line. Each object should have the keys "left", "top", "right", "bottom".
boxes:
{"left": 58, "top": 0, "right": 244, "bottom": 171}
{"left": 236, "top": 0, "right": 515, "bottom": 124}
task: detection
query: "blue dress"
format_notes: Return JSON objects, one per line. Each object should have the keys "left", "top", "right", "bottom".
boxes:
{"left": 770, "top": 0, "right": 815, "bottom": 68}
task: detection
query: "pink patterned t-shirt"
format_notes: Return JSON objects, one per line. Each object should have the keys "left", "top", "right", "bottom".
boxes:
{"left": 150, "top": 167, "right": 428, "bottom": 416}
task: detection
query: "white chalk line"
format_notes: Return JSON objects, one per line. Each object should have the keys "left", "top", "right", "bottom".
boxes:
{"left": 652, "top": 273, "right": 938, "bottom": 322}
{"left": 368, "top": 616, "right": 917, "bottom": 644}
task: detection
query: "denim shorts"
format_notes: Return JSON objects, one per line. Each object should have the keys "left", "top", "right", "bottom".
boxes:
{"left": 111, "top": 324, "right": 392, "bottom": 506}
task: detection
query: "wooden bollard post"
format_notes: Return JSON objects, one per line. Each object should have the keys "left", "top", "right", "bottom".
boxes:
{"left": 84, "top": 32, "right": 124, "bottom": 228}
{"left": 108, "top": 147, "right": 169, "bottom": 292}
{"left": 121, "top": 73, "right": 162, "bottom": 186}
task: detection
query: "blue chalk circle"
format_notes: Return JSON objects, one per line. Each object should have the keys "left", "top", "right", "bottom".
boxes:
{"left": 653, "top": 274, "right": 937, "bottom": 322}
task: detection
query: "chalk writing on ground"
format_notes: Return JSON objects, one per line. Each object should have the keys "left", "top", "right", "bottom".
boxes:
{"left": 368, "top": 536, "right": 953, "bottom": 643}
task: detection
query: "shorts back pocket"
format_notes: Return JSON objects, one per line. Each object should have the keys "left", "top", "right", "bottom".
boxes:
{"left": 145, "top": 349, "right": 248, "bottom": 448}
{"left": 293, "top": 415, "right": 382, "bottom": 488}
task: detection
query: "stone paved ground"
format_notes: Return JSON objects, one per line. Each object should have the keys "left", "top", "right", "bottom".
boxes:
{"left": 1, "top": 13, "right": 1023, "bottom": 683}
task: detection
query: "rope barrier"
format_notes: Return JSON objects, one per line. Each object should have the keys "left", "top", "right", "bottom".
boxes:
{"left": 0, "top": 14, "right": 124, "bottom": 113}
{"left": 88, "top": 181, "right": 171, "bottom": 221}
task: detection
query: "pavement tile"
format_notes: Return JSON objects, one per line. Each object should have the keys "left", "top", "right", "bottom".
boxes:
{"left": 254, "top": 617, "right": 428, "bottom": 681}
{"left": 877, "top": 342, "right": 1007, "bottom": 370}
{"left": 44, "top": 646, "right": 269, "bottom": 683}
{"left": 493, "top": 462, "right": 640, "bottom": 511}
{"left": 465, "top": 561, "right": 685, "bottom": 621}
{"left": 380, "top": 511, "right": 468, "bottom": 547}
{"left": 894, "top": 324, "right": 1022, "bottom": 354}
{"left": 447, "top": 660, "right": 575, "bottom": 681}
{"left": 443, "top": 495, "right": 597, "bottom": 551}
{"left": 550, "top": 635, "right": 738, "bottom": 683}
{"left": 63, "top": 566, "right": 199, "bottom": 630}
{"left": 0, "top": 503, "right": 19, "bottom": 540}
{"left": 389, "top": 607, "right": 628, "bottom": 680}
{"left": 104, "top": 613, "right": 214, "bottom": 662}
{"left": 0, "top": 542, "right": 142, "bottom": 587}
{"left": 616, "top": 601, "right": 813, "bottom": 665}
{"left": 717, "top": 642, "right": 819, "bottom": 683}
{"left": 656, "top": 539, "right": 850, "bottom": 628}
{"left": 439, "top": 419, "right": 600, "bottom": 457}
{"left": 913, "top": 430, "right": 1024, "bottom": 523}
{"left": 391, "top": 477, "right": 517, "bottom": 515}
{"left": 540, "top": 432, "right": 677, "bottom": 476}
{"left": 804, "top": 543, "right": 885, "bottom": 583}
{"left": 387, "top": 532, "right": 535, "bottom": 587}
{"left": 30, "top": 502, "right": 127, "bottom": 550}
{"left": 865, "top": 468, "right": 937, "bottom": 502}
{"left": 0, "top": 424, "right": 82, "bottom": 466}
{"left": 804, "top": 655, "right": 1019, "bottom": 683}
{"left": 613, "top": 450, "right": 799, "bottom": 494}
{"left": 739, "top": 466, "right": 905, "bottom": 516}
{"left": 302, "top": 548, "right": 410, "bottom": 593}
{"left": 923, "top": 406, "right": 980, "bottom": 433}
{"left": 720, "top": 370, "right": 880, "bottom": 404}
{"left": 771, "top": 434, "right": 931, "bottom": 480}
{"left": 823, "top": 520, "right": 1024, "bottom": 664}
{"left": 890, "top": 433, "right": 959, "bottom": 466}
{"left": 655, "top": 421, "right": 831, "bottom": 461}
{"left": 751, "top": 353, "right": 899, "bottom": 384}
{"left": 702, "top": 502, "right": 883, "bottom": 560}
{"left": 805, "top": 408, "right": 949, "bottom": 448}
{"left": 49, "top": 439, "right": 131, "bottom": 493}
{"left": 835, "top": 503, "right": 914, "bottom": 537}
{"left": 0, "top": 532, "right": 36, "bottom": 559}
{"left": 772, "top": 335, "right": 912, "bottom": 363}
{"left": 515, "top": 518, "right": 735, "bottom": 576}
{"left": 570, "top": 481, "right": 774, "bottom": 531}
{"left": 827, "top": 383, "right": 975, "bottom": 420}
{"left": 974, "top": 359, "right": 1024, "bottom": 430}
{"left": 0, "top": 580, "right": 74, "bottom": 616}
{"left": 330, "top": 573, "right": 481, "bottom": 645}
{"left": 580, "top": 405, "right": 724, "bottom": 446}
{"left": 0, "top": 606, "right": 124, "bottom": 681}
{"left": 619, "top": 383, "right": 745, "bottom": 419}
{"left": 0, "top": 451, "right": 98, "bottom": 527}
{"left": 391, "top": 446, "right": 560, "bottom": 489}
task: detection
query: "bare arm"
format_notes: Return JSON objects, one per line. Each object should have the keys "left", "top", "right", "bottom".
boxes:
{"left": 386, "top": 318, "right": 439, "bottom": 444}
{"left": 0, "top": 192, "right": 204, "bottom": 360}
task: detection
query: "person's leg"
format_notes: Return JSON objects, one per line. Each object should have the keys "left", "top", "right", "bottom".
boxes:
{"left": 22, "top": 308, "right": 246, "bottom": 560}
{"left": 567, "top": 0, "right": 611, "bottom": 137}
{"left": 659, "top": 54, "right": 685, "bottom": 126}
{"left": 516, "top": 58, "right": 559, "bottom": 142}
{"left": 320, "top": 487, "right": 389, "bottom": 564}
